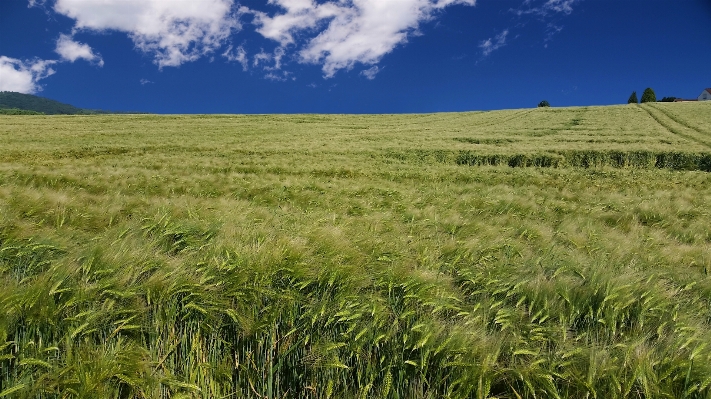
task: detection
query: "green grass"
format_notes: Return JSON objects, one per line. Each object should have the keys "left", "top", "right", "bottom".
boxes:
{"left": 1, "top": 102, "right": 710, "bottom": 398}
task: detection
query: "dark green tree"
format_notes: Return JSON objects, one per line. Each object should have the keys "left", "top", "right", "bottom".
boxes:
{"left": 628, "top": 91, "right": 638, "bottom": 104}
{"left": 0, "top": 108, "right": 45, "bottom": 115}
{"left": 538, "top": 100, "right": 550, "bottom": 108}
{"left": 641, "top": 88, "right": 657, "bottom": 103}
{"left": 660, "top": 97, "right": 677, "bottom": 102}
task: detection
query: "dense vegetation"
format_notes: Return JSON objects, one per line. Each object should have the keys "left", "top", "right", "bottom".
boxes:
{"left": 1, "top": 102, "right": 710, "bottom": 398}
{"left": 627, "top": 91, "right": 638, "bottom": 104}
{"left": 0, "top": 92, "right": 88, "bottom": 115}
{"left": 641, "top": 88, "right": 657, "bottom": 104}
{"left": 0, "top": 108, "right": 45, "bottom": 115}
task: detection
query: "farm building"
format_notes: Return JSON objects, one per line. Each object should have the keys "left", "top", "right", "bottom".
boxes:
{"left": 699, "top": 88, "right": 711, "bottom": 101}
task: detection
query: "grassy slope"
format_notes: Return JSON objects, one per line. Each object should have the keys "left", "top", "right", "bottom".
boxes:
{"left": 1, "top": 103, "right": 710, "bottom": 398}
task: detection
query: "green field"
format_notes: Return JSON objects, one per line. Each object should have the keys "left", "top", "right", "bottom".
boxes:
{"left": 1, "top": 102, "right": 711, "bottom": 398}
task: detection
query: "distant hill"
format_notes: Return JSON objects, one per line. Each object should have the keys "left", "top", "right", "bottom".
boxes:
{"left": 0, "top": 92, "right": 147, "bottom": 115}
{"left": 0, "top": 91, "right": 93, "bottom": 115}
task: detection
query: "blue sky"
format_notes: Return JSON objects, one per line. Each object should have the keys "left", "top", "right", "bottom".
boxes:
{"left": 1, "top": 0, "right": 709, "bottom": 113}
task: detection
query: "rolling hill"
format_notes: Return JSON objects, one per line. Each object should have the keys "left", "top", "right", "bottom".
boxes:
{"left": 0, "top": 92, "right": 146, "bottom": 115}
{"left": 0, "top": 91, "right": 90, "bottom": 115}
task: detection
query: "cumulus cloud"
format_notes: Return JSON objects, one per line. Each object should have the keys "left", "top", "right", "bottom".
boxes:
{"left": 251, "top": 0, "right": 476, "bottom": 78}
{"left": 0, "top": 56, "right": 57, "bottom": 94}
{"left": 52, "top": 0, "right": 240, "bottom": 68}
{"left": 480, "top": 29, "right": 508, "bottom": 56}
{"left": 222, "top": 45, "right": 248, "bottom": 70}
{"left": 55, "top": 34, "right": 104, "bottom": 66}
{"left": 27, "top": 0, "right": 478, "bottom": 79}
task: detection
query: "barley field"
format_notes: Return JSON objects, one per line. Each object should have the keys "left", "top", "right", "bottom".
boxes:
{"left": 1, "top": 102, "right": 710, "bottom": 398}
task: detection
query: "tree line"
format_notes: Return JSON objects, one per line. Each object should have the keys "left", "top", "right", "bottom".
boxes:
{"left": 628, "top": 88, "right": 679, "bottom": 104}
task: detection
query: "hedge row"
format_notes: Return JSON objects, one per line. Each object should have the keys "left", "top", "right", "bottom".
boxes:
{"left": 456, "top": 150, "right": 711, "bottom": 171}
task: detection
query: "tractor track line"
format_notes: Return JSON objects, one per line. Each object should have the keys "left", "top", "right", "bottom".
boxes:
{"left": 648, "top": 103, "right": 710, "bottom": 137}
{"left": 481, "top": 109, "right": 536, "bottom": 128}
{"left": 639, "top": 105, "right": 711, "bottom": 149}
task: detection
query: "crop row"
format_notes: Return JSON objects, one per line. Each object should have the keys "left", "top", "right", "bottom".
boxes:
{"left": 456, "top": 150, "right": 711, "bottom": 171}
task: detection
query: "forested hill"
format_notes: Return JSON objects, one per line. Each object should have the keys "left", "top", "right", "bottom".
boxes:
{"left": 0, "top": 91, "right": 92, "bottom": 115}
{"left": 0, "top": 92, "right": 147, "bottom": 115}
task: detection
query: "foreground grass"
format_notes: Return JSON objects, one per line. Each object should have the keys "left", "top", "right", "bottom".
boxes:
{"left": 1, "top": 103, "right": 711, "bottom": 398}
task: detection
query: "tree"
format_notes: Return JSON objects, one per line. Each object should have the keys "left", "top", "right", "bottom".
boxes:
{"left": 0, "top": 108, "right": 45, "bottom": 115}
{"left": 660, "top": 97, "right": 677, "bottom": 102}
{"left": 628, "top": 91, "right": 638, "bottom": 104}
{"left": 538, "top": 100, "right": 550, "bottom": 108}
{"left": 641, "top": 88, "right": 656, "bottom": 103}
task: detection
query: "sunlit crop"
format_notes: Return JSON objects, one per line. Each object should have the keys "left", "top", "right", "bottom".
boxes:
{"left": 1, "top": 102, "right": 710, "bottom": 398}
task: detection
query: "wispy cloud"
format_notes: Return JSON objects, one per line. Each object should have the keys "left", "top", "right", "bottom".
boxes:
{"left": 140, "top": 79, "right": 153, "bottom": 85}
{"left": 0, "top": 56, "right": 57, "bottom": 94}
{"left": 250, "top": 0, "right": 477, "bottom": 78}
{"left": 542, "top": 0, "right": 577, "bottom": 14}
{"left": 253, "top": 47, "right": 286, "bottom": 71}
{"left": 544, "top": 23, "right": 564, "bottom": 44}
{"left": 27, "top": 0, "right": 47, "bottom": 7}
{"left": 55, "top": 34, "right": 104, "bottom": 66}
{"left": 480, "top": 30, "right": 509, "bottom": 56}
{"left": 222, "top": 45, "right": 248, "bottom": 71}
{"left": 264, "top": 70, "right": 292, "bottom": 82}
{"left": 512, "top": 0, "right": 580, "bottom": 17}
{"left": 360, "top": 65, "right": 381, "bottom": 80}
{"left": 486, "top": 0, "right": 581, "bottom": 52}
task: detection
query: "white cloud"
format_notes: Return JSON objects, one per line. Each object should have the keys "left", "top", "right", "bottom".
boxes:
{"left": 251, "top": 0, "right": 476, "bottom": 78}
{"left": 542, "top": 0, "right": 577, "bottom": 14}
{"left": 513, "top": 0, "right": 579, "bottom": 17}
{"left": 506, "top": 0, "right": 578, "bottom": 45}
{"left": 252, "top": 47, "right": 286, "bottom": 70}
{"left": 264, "top": 70, "right": 292, "bottom": 81}
{"left": 222, "top": 45, "right": 248, "bottom": 70}
{"left": 0, "top": 56, "right": 57, "bottom": 94}
{"left": 360, "top": 65, "right": 380, "bottom": 80}
{"left": 55, "top": 34, "right": 104, "bottom": 66}
{"left": 253, "top": 50, "right": 271, "bottom": 68}
{"left": 544, "top": 23, "right": 564, "bottom": 43}
{"left": 140, "top": 78, "right": 153, "bottom": 85}
{"left": 53, "top": 0, "right": 241, "bottom": 68}
{"left": 480, "top": 29, "right": 508, "bottom": 56}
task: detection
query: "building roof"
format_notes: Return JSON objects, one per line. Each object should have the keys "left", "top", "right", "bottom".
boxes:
{"left": 704, "top": 88, "right": 711, "bottom": 94}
